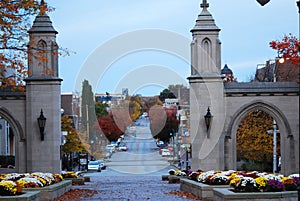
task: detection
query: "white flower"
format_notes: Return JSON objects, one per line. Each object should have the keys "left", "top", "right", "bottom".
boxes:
{"left": 288, "top": 174, "right": 299, "bottom": 178}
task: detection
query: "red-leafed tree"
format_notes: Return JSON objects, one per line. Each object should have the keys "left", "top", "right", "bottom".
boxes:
{"left": 150, "top": 105, "right": 179, "bottom": 142}
{"left": 269, "top": 34, "right": 300, "bottom": 65}
{"left": 97, "top": 114, "right": 123, "bottom": 142}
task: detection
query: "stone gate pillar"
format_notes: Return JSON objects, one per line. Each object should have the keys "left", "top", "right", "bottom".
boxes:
{"left": 188, "top": 1, "right": 226, "bottom": 171}
{"left": 25, "top": 13, "right": 62, "bottom": 173}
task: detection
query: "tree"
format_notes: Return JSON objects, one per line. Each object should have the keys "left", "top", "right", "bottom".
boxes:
{"left": 159, "top": 88, "right": 176, "bottom": 102}
{"left": 61, "top": 115, "right": 87, "bottom": 170}
{"left": 269, "top": 34, "right": 300, "bottom": 65}
{"left": 127, "top": 97, "right": 142, "bottom": 121}
{"left": 95, "top": 102, "right": 109, "bottom": 118}
{"left": 81, "top": 80, "right": 97, "bottom": 140}
{"left": 236, "top": 110, "right": 280, "bottom": 171}
{"left": 150, "top": 105, "right": 179, "bottom": 142}
{"left": 97, "top": 115, "right": 123, "bottom": 142}
{"left": 168, "top": 84, "right": 189, "bottom": 104}
{"left": 0, "top": 1, "right": 50, "bottom": 89}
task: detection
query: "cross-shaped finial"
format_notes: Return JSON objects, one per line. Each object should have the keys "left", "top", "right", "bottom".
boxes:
{"left": 200, "top": 0, "right": 209, "bottom": 9}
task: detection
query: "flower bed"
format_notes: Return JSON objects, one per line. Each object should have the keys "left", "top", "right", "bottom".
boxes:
{"left": 0, "top": 172, "right": 64, "bottom": 196}
{"left": 23, "top": 180, "right": 71, "bottom": 201}
{"left": 170, "top": 169, "right": 299, "bottom": 200}
{"left": 0, "top": 172, "right": 73, "bottom": 201}
{"left": 169, "top": 169, "right": 299, "bottom": 192}
{"left": 213, "top": 188, "right": 298, "bottom": 201}
{"left": 180, "top": 178, "right": 229, "bottom": 200}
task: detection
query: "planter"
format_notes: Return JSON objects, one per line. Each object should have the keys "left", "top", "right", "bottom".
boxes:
{"left": 84, "top": 176, "right": 90, "bottom": 182}
{"left": 162, "top": 175, "right": 169, "bottom": 181}
{"left": 23, "top": 180, "right": 71, "bottom": 201}
{"left": 0, "top": 191, "right": 40, "bottom": 201}
{"left": 65, "top": 177, "right": 85, "bottom": 185}
{"left": 213, "top": 188, "right": 298, "bottom": 201}
{"left": 180, "top": 178, "right": 229, "bottom": 200}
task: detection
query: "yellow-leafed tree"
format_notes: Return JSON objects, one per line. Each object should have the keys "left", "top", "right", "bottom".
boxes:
{"left": 236, "top": 110, "right": 280, "bottom": 164}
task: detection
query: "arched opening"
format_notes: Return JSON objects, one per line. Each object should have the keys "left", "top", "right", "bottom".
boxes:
{"left": 0, "top": 107, "right": 25, "bottom": 172}
{"left": 224, "top": 101, "right": 295, "bottom": 175}
{"left": 236, "top": 110, "right": 280, "bottom": 173}
{"left": 0, "top": 117, "right": 15, "bottom": 168}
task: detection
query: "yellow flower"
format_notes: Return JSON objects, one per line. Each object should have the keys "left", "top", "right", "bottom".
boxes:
{"left": 16, "top": 180, "right": 27, "bottom": 188}
{"left": 0, "top": 181, "right": 17, "bottom": 196}
{"left": 230, "top": 177, "right": 241, "bottom": 187}
{"left": 254, "top": 177, "right": 268, "bottom": 189}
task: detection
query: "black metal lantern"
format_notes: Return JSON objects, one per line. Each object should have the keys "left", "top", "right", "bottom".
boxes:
{"left": 256, "top": 0, "right": 270, "bottom": 6}
{"left": 204, "top": 107, "right": 213, "bottom": 131}
{"left": 37, "top": 109, "right": 46, "bottom": 141}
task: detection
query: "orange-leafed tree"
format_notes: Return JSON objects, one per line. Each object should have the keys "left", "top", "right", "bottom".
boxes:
{"left": 61, "top": 115, "right": 87, "bottom": 170}
{"left": 0, "top": 1, "right": 51, "bottom": 89}
{"left": 269, "top": 34, "right": 300, "bottom": 65}
{"left": 61, "top": 115, "right": 87, "bottom": 154}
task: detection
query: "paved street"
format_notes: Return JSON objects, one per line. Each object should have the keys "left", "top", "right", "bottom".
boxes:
{"left": 106, "top": 117, "right": 170, "bottom": 175}
{"left": 74, "top": 117, "right": 194, "bottom": 200}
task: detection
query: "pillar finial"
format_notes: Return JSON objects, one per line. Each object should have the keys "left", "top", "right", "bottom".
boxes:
{"left": 200, "top": 0, "right": 209, "bottom": 9}
{"left": 39, "top": 0, "right": 46, "bottom": 16}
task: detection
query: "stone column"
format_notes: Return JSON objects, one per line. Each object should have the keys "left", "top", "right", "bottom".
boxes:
{"left": 25, "top": 14, "right": 62, "bottom": 173}
{"left": 189, "top": 1, "right": 225, "bottom": 171}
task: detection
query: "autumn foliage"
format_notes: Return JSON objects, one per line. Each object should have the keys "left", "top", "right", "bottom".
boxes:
{"left": 236, "top": 110, "right": 280, "bottom": 168}
{"left": 97, "top": 114, "right": 124, "bottom": 142}
{"left": 61, "top": 115, "right": 87, "bottom": 154}
{"left": 269, "top": 34, "right": 300, "bottom": 65}
{"left": 0, "top": 1, "right": 50, "bottom": 88}
{"left": 150, "top": 105, "right": 179, "bottom": 142}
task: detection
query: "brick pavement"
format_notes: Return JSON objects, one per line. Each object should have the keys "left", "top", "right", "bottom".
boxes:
{"left": 72, "top": 174, "right": 198, "bottom": 201}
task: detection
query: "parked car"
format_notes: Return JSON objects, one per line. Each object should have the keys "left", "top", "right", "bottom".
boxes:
{"left": 106, "top": 144, "right": 116, "bottom": 153}
{"left": 156, "top": 141, "right": 164, "bottom": 147}
{"left": 88, "top": 161, "right": 101, "bottom": 172}
{"left": 161, "top": 149, "right": 171, "bottom": 157}
{"left": 117, "top": 143, "right": 128, "bottom": 151}
{"left": 98, "top": 159, "right": 106, "bottom": 170}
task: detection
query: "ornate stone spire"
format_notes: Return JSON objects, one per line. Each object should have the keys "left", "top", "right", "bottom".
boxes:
{"left": 191, "top": 0, "right": 219, "bottom": 32}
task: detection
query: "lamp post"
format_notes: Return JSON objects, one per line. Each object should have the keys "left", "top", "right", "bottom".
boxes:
{"left": 37, "top": 109, "right": 46, "bottom": 141}
{"left": 267, "top": 122, "right": 280, "bottom": 173}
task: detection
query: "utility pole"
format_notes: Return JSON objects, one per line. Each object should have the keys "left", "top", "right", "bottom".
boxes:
{"left": 86, "top": 104, "right": 89, "bottom": 142}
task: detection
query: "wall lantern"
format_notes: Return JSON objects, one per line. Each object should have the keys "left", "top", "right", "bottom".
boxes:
{"left": 256, "top": 0, "right": 270, "bottom": 6}
{"left": 37, "top": 109, "right": 47, "bottom": 141}
{"left": 204, "top": 107, "right": 213, "bottom": 131}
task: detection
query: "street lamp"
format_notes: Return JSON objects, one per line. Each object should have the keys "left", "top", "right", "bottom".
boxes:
{"left": 37, "top": 109, "right": 46, "bottom": 141}
{"left": 204, "top": 107, "right": 213, "bottom": 131}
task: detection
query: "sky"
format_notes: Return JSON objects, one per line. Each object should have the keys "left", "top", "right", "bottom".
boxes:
{"left": 45, "top": 0, "right": 299, "bottom": 96}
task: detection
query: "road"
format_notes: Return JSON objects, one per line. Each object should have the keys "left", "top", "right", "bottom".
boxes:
{"left": 78, "top": 117, "right": 195, "bottom": 200}
{"left": 105, "top": 116, "right": 172, "bottom": 175}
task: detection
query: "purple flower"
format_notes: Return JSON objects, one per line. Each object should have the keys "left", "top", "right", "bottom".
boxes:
{"left": 266, "top": 179, "right": 285, "bottom": 192}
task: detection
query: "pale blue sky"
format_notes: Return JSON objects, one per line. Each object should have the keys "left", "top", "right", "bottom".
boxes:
{"left": 46, "top": 0, "right": 298, "bottom": 96}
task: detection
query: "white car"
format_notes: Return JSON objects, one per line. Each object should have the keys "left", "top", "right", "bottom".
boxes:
{"left": 117, "top": 143, "right": 128, "bottom": 151}
{"left": 106, "top": 144, "right": 116, "bottom": 152}
{"left": 87, "top": 161, "right": 101, "bottom": 172}
{"left": 161, "top": 149, "right": 171, "bottom": 157}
